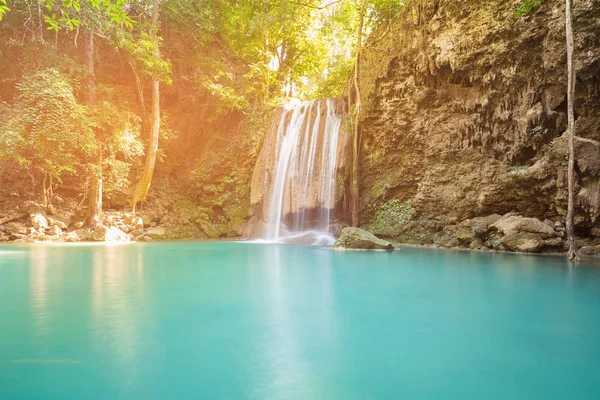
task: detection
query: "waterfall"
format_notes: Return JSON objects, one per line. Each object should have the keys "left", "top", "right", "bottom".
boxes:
{"left": 253, "top": 98, "right": 346, "bottom": 242}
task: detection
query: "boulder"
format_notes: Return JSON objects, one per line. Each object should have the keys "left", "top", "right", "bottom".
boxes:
{"left": 21, "top": 201, "right": 44, "bottom": 214}
{"left": 491, "top": 215, "right": 556, "bottom": 239}
{"left": 49, "top": 215, "right": 70, "bottom": 230}
{"left": 30, "top": 213, "right": 48, "bottom": 230}
{"left": 146, "top": 226, "right": 167, "bottom": 240}
{"left": 579, "top": 245, "right": 600, "bottom": 257}
{"left": 5, "top": 222, "right": 27, "bottom": 235}
{"left": 47, "top": 225, "right": 62, "bottom": 236}
{"left": 543, "top": 237, "right": 563, "bottom": 248}
{"left": 501, "top": 232, "right": 544, "bottom": 253}
{"left": 91, "top": 225, "right": 130, "bottom": 242}
{"left": 131, "top": 216, "right": 144, "bottom": 229}
{"left": 131, "top": 228, "right": 145, "bottom": 237}
{"left": 460, "top": 214, "right": 502, "bottom": 237}
{"left": 333, "top": 227, "right": 394, "bottom": 250}
{"left": 0, "top": 212, "right": 27, "bottom": 225}
{"left": 141, "top": 214, "right": 152, "bottom": 227}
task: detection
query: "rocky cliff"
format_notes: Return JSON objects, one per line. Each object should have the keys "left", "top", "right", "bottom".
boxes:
{"left": 356, "top": 0, "right": 600, "bottom": 250}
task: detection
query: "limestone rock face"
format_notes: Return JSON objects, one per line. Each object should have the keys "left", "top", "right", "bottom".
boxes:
{"left": 333, "top": 227, "right": 394, "bottom": 251}
{"left": 357, "top": 0, "right": 600, "bottom": 228}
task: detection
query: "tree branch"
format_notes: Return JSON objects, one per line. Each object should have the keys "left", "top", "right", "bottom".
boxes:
{"left": 288, "top": 0, "right": 344, "bottom": 10}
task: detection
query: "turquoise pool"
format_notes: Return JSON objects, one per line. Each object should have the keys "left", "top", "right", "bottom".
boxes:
{"left": 1, "top": 242, "right": 599, "bottom": 399}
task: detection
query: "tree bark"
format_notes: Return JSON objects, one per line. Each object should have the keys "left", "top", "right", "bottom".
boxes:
{"left": 131, "top": 0, "right": 161, "bottom": 212}
{"left": 565, "top": 0, "right": 579, "bottom": 261}
{"left": 86, "top": 28, "right": 103, "bottom": 226}
{"left": 350, "top": 0, "right": 367, "bottom": 227}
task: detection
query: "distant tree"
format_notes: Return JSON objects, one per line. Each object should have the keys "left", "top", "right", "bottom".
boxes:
{"left": 0, "top": 69, "right": 92, "bottom": 207}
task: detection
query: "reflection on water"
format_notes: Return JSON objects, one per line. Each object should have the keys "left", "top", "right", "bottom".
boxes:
{"left": 29, "top": 246, "right": 49, "bottom": 339}
{"left": 0, "top": 243, "right": 599, "bottom": 400}
{"left": 90, "top": 245, "right": 150, "bottom": 395}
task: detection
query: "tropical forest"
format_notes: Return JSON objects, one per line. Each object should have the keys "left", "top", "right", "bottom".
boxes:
{"left": 1, "top": 0, "right": 600, "bottom": 398}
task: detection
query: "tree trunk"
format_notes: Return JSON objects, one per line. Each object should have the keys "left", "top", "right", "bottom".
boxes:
{"left": 87, "top": 149, "right": 103, "bottom": 226}
{"left": 350, "top": 0, "right": 367, "bottom": 227}
{"left": 565, "top": 0, "right": 579, "bottom": 261}
{"left": 86, "top": 28, "right": 103, "bottom": 226}
{"left": 131, "top": 0, "right": 161, "bottom": 212}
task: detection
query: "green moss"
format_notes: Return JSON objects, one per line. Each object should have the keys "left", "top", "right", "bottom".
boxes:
{"left": 507, "top": 165, "right": 529, "bottom": 173}
{"left": 368, "top": 199, "right": 413, "bottom": 237}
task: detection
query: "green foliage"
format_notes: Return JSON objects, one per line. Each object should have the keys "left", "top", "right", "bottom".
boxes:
{"left": 0, "top": 69, "right": 92, "bottom": 182}
{"left": 507, "top": 165, "right": 529, "bottom": 173}
{"left": 0, "top": 0, "right": 10, "bottom": 22}
{"left": 515, "top": 0, "right": 546, "bottom": 18}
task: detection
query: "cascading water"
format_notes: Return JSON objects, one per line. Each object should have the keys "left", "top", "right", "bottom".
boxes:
{"left": 252, "top": 98, "right": 347, "bottom": 243}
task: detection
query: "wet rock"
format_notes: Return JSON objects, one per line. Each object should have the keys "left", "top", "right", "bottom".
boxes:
{"left": 491, "top": 215, "right": 556, "bottom": 239}
{"left": 501, "top": 233, "right": 544, "bottom": 253}
{"left": 30, "top": 213, "right": 48, "bottom": 230}
{"left": 333, "top": 227, "right": 394, "bottom": 250}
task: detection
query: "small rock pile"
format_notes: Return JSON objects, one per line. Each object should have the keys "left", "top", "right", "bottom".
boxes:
{"left": 0, "top": 201, "right": 170, "bottom": 243}
{"left": 434, "top": 213, "right": 567, "bottom": 253}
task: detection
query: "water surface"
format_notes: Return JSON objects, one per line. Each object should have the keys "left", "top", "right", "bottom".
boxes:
{"left": 1, "top": 242, "right": 599, "bottom": 399}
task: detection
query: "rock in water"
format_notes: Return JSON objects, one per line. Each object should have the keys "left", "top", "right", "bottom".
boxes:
{"left": 333, "top": 227, "right": 394, "bottom": 251}
{"left": 501, "top": 233, "right": 544, "bottom": 253}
